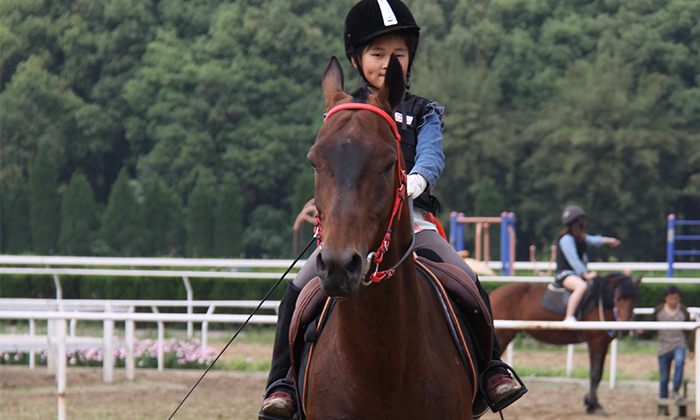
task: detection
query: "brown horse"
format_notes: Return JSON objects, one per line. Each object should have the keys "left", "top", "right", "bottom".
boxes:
{"left": 300, "top": 55, "right": 473, "bottom": 420}
{"left": 489, "top": 273, "right": 642, "bottom": 415}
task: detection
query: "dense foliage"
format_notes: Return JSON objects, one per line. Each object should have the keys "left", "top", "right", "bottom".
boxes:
{"left": 2, "top": 0, "right": 699, "bottom": 261}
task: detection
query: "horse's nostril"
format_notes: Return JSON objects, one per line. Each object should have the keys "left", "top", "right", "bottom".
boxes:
{"left": 345, "top": 252, "right": 363, "bottom": 278}
{"left": 316, "top": 251, "right": 329, "bottom": 276}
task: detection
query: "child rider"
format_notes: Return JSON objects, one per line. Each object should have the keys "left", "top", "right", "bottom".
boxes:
{"left": 259, "top": 1, "right": 526, "bottom": 419}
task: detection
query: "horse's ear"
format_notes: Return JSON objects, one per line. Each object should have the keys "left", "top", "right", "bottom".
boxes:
{"left": 377, "top": 54, "right": 405, "bottom": 112}
{"left": 323, "top": 56, "right": 348, "bottom": 111}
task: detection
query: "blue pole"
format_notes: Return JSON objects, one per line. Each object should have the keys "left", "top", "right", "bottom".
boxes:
{"left": 500, "top": 212, "right": 507, "bottom": 275}
{"left": 509, "top": 212, "right": 516, "bottom": 275}
{"left": 449, "top": 212, "right": 457, "bottom": 249}
{"left": 667, "top": 214, "right": 675, "bottom": 277}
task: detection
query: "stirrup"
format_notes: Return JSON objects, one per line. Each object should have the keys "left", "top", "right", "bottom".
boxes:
{"left": 258, "top": 379, "right": 299, "bottom": 420}
{"left": 481, "top": 361, "right": 528, "bottom": 413}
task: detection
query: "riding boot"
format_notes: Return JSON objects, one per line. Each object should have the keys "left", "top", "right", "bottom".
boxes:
{"left": 259, "top": 281, "right": 301, "bottom": 420}
{"left": 475, "top": 276, "right": 528, "bottom": 415}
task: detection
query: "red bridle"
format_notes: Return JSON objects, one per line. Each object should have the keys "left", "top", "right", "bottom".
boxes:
{"left": 314, "top": 102, "right": 407, "bottom": 283}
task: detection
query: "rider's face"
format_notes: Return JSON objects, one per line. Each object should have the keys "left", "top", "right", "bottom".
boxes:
{"left": 354, "top": 34, "right": 409, "bottom": 93}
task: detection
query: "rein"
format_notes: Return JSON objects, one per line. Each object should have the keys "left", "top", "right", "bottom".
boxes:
{"left": 316, "top": 102, "right": 410, "bottom": 284}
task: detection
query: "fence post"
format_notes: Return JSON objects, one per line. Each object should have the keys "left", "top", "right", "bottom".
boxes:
{"left": 566, "top": 344, "right": 574, "bottom": 378}
{"left": 182, "top": 276, "right": 194, "bottom": 339}
{"left": 125, "top": 306, "right": 135, "bottom": 381}
{"left": 151, "top": 306, "right": 164, "bottom": 372}
{"left": 29, "top": 319, "right": 36, "bottom": 370}
{"left": 57, "top": 317, "right": 67, "bottom": 420}
{"left": 103, "top": 303, "right": 114, "bottom": 383}
{"left": 609, "top": 338, "right": 618, "bottom": 389}
{"left": 667, "top": 214, "right": 675, "bottom": 277}
{"left": 202, "top": 305, "right": 216, "bottom": 352}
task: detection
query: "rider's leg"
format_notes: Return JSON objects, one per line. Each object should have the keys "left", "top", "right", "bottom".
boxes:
{"left": 260, "top": 248, "right": 320, "bottom": 419}
{"left": 413, "top": 230, "right": 525, "bottom": 409}
{"left": 562, "top": 274, "right": 588, "bottom": 319}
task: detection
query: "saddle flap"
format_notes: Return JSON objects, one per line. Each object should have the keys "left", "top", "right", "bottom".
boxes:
{"left": 288, "top": 277, "right": 328, "bottom": 383}
{"left": 415, "top": 256, "right": 493, "bottom": 372}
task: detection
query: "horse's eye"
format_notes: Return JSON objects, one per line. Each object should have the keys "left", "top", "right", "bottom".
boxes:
{"left": 382, "top": 162, "right": 395, "bottom": 175}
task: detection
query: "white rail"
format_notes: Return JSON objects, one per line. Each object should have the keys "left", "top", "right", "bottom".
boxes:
{"left": 2, "top": 313, "right": 697, "bottom": 420}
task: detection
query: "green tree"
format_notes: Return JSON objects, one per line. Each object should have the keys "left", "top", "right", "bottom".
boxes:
{"left": 142, "top": 175, "right": 184, "bottom": 256}
{"left": 186, "top": 175, "right": 215, "bottom": 257}
{"left": 243, "top": 204, "right": 291, "bottom": 259}
{"left": 29, "top": 142, "right": 60, "bottom": 254}
{"left": 214, "top": 173, "right": 244, "bottom": 258}
{"left": 2, "top": 177, "right": 32, "bottom": 254}
{"left": 59, "top": 172, "right": 97, "bottom": 255}
{"left": 100, "top": 167, "right": 146, "bottom": 256}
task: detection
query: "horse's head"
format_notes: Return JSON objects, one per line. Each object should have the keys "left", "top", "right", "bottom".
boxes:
{"left": 608, "top": 272, "right": 642, "bottom": 322}
{"left": 308, "top": 55, "right": 406, "bottom": 299}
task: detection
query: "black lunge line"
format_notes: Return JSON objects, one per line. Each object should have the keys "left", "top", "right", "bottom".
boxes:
{"left": 167, "top": 234, "right": 318, "bottom": 419}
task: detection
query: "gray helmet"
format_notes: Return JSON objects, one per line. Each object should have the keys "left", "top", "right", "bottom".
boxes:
{"left": 561, "top": 205, "right": 586, "bottom": 226}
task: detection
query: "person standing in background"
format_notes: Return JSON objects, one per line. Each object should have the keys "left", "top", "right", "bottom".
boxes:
{"left": 652, "top": 284, "right": 695, "bottom": 406}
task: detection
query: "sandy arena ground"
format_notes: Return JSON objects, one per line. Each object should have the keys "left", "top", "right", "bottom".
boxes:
{"left": 1, "top": 342, "right": 696, "bottom": 420}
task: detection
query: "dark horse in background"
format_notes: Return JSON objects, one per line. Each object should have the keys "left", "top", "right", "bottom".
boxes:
{"left": 295, "top": 55, "right": 477, "bottom": 419}
{"left": 489, "top": 273, "right": 641, "bottom": 415}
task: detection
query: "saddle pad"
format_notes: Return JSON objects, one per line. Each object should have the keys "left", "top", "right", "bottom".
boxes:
{"left": 541, "top": 284, "right": 569, "bottom": 315}
{"left": 541, "top": 277, "right": 613, "bottom": 319}
{"left": 414, "top": 257, "right": 493, "bottom": 372}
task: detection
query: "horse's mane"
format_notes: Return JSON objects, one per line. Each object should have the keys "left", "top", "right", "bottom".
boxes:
{"left": 350, "top": 87, "right": 370, "bottom": 103}
{"left": 599, "top": 272, "right": 639, "bottom": 302}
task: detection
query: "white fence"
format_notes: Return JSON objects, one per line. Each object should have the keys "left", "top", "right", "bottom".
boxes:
{"left": 2, "top": 308, "right": 699, "bottom": 420}
{"left": 2, "top": 256, "right": 700, "bottom": 419}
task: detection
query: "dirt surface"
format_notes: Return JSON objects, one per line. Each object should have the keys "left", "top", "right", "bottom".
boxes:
{"left": 1, "top": 344, "right": 696, "bottom": 420}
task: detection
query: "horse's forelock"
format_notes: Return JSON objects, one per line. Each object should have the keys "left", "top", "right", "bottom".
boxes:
{"left": 350, "top": 88, "right": 370, "bottom": 103}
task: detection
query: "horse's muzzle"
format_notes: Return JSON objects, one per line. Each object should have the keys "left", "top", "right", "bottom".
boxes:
{"left": 316, "top": 248, "right": 364, "bottom": 299}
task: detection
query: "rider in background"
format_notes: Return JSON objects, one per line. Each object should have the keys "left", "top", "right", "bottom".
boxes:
{"left": 554, "top": 205, "right": 621, "bottom": 323}
{"left": 259, "top": 1, "right": 525, "bottom": 419}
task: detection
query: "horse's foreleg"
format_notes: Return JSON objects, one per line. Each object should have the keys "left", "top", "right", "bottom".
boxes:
{"left": 585, "top": 337, "right": 611, "bottom": 415}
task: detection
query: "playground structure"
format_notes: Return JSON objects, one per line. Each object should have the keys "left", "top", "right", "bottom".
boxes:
{"left": 528, "top": 244, "right": 557, "bottom": 276}
{"left": 667, "top": 214, "right": 700, "bottom": 277}
{"left": 449, "top": 212, "right": 516, "bottom": 275}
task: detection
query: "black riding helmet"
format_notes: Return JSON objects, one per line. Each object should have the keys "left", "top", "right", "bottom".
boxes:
{"left": 344, "top": 0, "right": 420, "bottom": 85}
{"left": 561, "top": 205, "right": 587, "bottom": 226}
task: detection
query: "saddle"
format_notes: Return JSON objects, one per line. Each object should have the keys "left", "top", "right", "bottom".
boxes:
{"left": 287, "top": 256, "right": 494, "bottom": 418}
{"left": 541, "top": 276, "right": 613, "bottom": 319}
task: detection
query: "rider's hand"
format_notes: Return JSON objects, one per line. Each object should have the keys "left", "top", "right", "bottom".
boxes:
{"left": 604, "top": 237, "right": 621, "bottom": 247}
{"left": 583, "top": 271, "right": 597, "bottom": 281}
{"left": 406, "top": 173, "right": 428, "bottom": 199}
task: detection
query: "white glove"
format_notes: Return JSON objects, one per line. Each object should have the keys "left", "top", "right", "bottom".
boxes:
{"left": 406, "top": 173, "right": 428, "bottom": 199}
